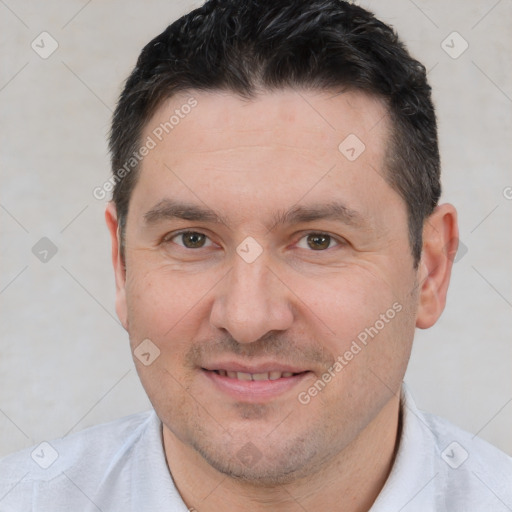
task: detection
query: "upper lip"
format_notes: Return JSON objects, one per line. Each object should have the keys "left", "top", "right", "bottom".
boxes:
{"left": 202, "top": 361, "right": 310, "bottom": 374}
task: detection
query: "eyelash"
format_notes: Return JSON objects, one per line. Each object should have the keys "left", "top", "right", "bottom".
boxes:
{"left": 163, "top": 230, "right": 344, "bottom": 252}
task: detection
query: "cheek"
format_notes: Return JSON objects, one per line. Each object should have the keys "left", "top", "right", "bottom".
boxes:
{"left": 124, "top": 263, "right": 215, "bottom": 348}
{"left": 293, "top": 266, "right": 399, "bottom": 350}
{"left": 295, "top": 263, "right": 416, "bottom": 397}
{"left": 125, "top": 270, "right": 166, "bottom": 340}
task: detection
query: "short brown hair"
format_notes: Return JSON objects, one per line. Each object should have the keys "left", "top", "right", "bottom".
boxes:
{"left": 109, "top": 0, "right": 441, "bottom": 266}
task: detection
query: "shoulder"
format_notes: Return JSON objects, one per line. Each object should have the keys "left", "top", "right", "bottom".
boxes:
{"left": 373, "top": 386, "right": 512, "bottom": 512}
{"left": 422, "top": 409, "right": 512, "bottom": 505}
{"left": 422, "top": 408, "right": 512, "bottom": 470}
{"left": 0, "top": 410, "right": 155, "bottom": 478}
{"left": 402, "top": 387, "right": 512, "bottom": 510}
{"left": 0, "top": 410, "right": 157, "bottom": 509}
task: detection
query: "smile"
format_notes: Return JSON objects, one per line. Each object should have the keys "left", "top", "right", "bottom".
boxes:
{"left": 211, "top": 370, "right": 301, "bottom": 380}
{"left": 202, "top": 367, "right": 312, "bottom": 401}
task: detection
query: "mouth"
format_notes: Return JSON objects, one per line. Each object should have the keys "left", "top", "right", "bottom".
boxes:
{"left": 201, "top": 365, "right": 312, "bottom": 401}
{"left": 210, "top": 369, "right": 303, "bottom": 380}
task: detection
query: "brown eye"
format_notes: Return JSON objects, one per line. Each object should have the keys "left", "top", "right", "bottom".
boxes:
{"left": 297, "top": 233, "right": 339, "bottom": 251}
{"left": 307, "top": 233, "right": 331, "bottom": 250}
{"left": 173, "top": 231, "right": 209, "bottom": 249}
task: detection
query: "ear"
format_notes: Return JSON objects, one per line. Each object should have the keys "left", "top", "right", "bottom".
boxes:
{"left": 416, "top": 203, "right": 458, "bottom": 329}
{"left": 105, "top": 202, "right": 128, "bottom": 330}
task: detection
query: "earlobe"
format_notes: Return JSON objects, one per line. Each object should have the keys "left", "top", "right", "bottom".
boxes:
{"left": 416, "top": 204, "right": 458, "bottom": 329}
{"left": 105, "top": 202, "right": 129, "bottom": 330}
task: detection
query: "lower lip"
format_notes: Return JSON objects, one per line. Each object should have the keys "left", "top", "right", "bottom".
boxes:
{"left": 202, "top": 369, "right": 312, "bottom": 402}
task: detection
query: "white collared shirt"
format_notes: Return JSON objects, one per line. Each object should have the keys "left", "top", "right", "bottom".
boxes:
{"left": 1, "top": 384, "right": 511, "bottom": 511}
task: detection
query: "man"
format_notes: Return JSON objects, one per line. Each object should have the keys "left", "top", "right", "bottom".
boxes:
{"left": 1, "top": 0, "right": 511, "bottom": 510}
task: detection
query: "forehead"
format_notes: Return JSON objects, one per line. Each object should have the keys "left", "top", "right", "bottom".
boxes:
{"left": 144, "top": 88, "right": 389, "bottom": 158}
{"left": 131, "top": 88, "right": 397, "bottom": 229}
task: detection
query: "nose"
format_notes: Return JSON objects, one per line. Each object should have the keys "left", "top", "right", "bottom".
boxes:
{"left": 209, "top": 251, "right": 294, "bottom": 344}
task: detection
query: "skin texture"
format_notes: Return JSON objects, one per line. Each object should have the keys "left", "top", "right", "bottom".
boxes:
{"left": 106, "top": 89, "right": 458, "bottom": 511}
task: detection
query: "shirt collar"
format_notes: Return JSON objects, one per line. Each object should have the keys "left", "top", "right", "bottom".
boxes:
{"left": 369, "top": 383, "right": 438, "bottom": 511}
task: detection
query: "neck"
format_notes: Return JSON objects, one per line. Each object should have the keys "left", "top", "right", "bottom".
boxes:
{"left": 163, "top": 396, "right": 401, "bottom": 512}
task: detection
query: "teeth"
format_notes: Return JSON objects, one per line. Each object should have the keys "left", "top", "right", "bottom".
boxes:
{"left": 252, "top": 373, "right": 269, "bottom": 381}
{"left": 216, "top": 370, "right": 300, "bottom": 381}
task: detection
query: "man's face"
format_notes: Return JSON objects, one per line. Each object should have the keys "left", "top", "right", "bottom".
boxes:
{"left": 113, "top": 89, "right": 421, "bottom": 482}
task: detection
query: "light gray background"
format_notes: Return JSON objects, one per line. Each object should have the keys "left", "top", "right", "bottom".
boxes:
{"left": 1, "top": 0, "right": 511, "bottom": 458}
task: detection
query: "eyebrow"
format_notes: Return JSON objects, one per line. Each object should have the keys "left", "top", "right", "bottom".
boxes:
{"left": 144, "top": 199, "right": 366, "bottom": 230}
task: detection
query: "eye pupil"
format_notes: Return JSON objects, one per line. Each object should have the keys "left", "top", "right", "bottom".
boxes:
{"left": 182, "top": 232, "right": 206, "bottom": 248}
{"left": 307, "top": 234, "right": 330, "bottom": 250}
